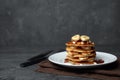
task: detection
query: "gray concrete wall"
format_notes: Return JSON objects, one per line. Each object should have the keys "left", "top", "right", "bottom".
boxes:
{"left": 0, "top": 0, "right": 120, "bottom": 48}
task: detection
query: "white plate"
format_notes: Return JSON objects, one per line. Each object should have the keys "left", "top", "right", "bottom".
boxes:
{"left": 48, "top": 51, "right": 117, "bottom": 68}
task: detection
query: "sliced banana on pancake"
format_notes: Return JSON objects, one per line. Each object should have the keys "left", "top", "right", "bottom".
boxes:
{"left": 80, "top": 35, "right": 90, "bottom": 41}
{"left": 71, "top": 34, "right": 80, "bottom": 41}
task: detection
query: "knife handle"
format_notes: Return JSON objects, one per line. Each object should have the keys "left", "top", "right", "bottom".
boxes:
{"left": 20, "top": 56, "right": 47, "bottom": 67}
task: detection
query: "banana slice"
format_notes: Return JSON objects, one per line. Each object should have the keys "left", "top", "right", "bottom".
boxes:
{"left": 71, "top": 34, "right": 80, "bottom": 41}
{"left": 80, "top": 35, "right": 90, "bottom": 41}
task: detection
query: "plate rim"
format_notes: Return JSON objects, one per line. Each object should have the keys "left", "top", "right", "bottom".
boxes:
{"left": 48, "top": 51, "right": 117, "bottom": 67}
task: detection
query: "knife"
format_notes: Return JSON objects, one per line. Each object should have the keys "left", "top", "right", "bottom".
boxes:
{"left": 20, "top": 50, "right": 53, "bottom": 67}
{"left": 20, "top": 49, "right": 64, "bottom": 67}
{"left": 27, "top": 50, "right": 53, "bottom": 61}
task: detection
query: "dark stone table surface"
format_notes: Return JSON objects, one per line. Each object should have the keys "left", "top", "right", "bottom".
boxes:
{"left": 0, "top": 46, "right": 119, "bottom": 80}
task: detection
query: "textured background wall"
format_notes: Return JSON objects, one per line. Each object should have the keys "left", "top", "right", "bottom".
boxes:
{"left": 0, "top": 0, "right": 120, "bottom": 49}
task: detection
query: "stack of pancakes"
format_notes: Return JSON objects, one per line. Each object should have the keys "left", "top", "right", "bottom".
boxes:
{"left": 65, "top": 34, "right": 96, "bottom": 65}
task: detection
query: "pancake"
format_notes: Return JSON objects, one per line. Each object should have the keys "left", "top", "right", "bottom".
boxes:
{"left": 66, "top": 47, "right": 94, "bottom": 52}
{"left": 64, "top": 34, "right": 96, "bottom": 65}
{"left": 66, "top": 41, "right": 95, "bottom": 47}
